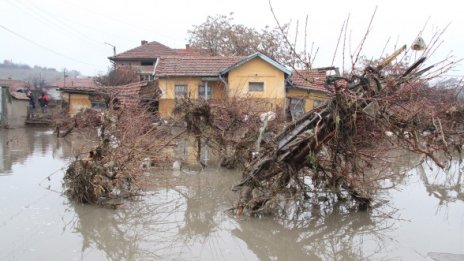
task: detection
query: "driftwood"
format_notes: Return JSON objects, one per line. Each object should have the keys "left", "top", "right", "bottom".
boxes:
{"left": 234, "top": 47, "right": 463, "bottom": 215}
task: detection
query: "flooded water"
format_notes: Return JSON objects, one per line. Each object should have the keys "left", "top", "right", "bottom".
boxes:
{"left": 0, "top": 128, "right": 463, "bottom": 260}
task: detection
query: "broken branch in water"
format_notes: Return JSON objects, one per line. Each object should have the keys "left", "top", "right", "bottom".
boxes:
{"left": 233, "top": 46, "right": 463, "bottom": 215}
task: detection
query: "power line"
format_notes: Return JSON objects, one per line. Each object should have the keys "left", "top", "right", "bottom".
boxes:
{"left": 0, "top": 24, "right": 102, "bottom": 68}
{"left": 19, "top": 0, "right": 130, "bottom": 43}
{"left": 5, "top": 0, "right": 106, "bottom": 49}
{"left": 59, "top": 0, "right": 178, "bottom": 43}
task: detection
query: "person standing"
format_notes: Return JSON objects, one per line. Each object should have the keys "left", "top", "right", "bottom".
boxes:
{"left": 38, "top": 92, "right": 49, "bottom": 113}
{"left": 26, "top": 90, "right": 35, "bottom": 118}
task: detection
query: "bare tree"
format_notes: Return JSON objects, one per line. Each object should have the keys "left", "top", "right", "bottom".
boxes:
{"left": 188, "top": 13, "right": 295, "bottom": 65}
{"left": 95, "top": 67, "right": 140, "bottom": 86}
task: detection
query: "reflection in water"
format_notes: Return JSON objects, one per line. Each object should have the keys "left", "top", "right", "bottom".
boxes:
{"left": 1, "top": 129, "right": 463, "bottom": 260}
{"left": 0, "top": 128, "right": 74, "bottom": 174}
{"left": 0, "top": 127, "right": 105, "bottom": 177}
{"left": 66, "top": 167, "right": 396, "bottom": 260}
{"left": 233, "top": 204, "right": 393, "bottom": 261}
{"left": 417, "top": 159, "right": 464, "bottom": 205}
{"left": 68, "top": 193, "right": 184, "bottom": 260}
{"left": 66, "top": 169, "right": 240, "bottom": 260}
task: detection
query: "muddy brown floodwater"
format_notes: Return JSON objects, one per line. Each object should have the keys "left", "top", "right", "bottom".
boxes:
{"left": 0, "top": 128, "right": 463, "bottom": 260}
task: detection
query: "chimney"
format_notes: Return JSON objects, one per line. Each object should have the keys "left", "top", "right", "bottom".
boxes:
{"left": 141, "top": 40, "right": 148, "bottom": 45}
{"left": 185, "top": 44, "right": 190, "bottom": 49}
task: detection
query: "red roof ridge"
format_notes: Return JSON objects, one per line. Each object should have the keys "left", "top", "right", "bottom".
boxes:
{"left": 289, "top": 67, "right": 336, "bottom": 92}
{"left": 110, "top": 41, "right": 176, "bottom": 60}
{"left": 0, "top": 79, "right": 28, "bottom": 91}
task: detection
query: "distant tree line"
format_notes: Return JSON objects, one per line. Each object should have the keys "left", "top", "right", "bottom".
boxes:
{"left": 0, "top": 60, "right": 80, "bottom": 83}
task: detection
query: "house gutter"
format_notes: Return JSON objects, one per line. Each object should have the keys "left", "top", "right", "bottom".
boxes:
{"left": 286, "top": 85, "right": 332, "bottom": 94}
{"left": 219, "top": 74, "right": 229, "bottom": 92}
{"left": 152, "top": 58, "right": 160, "bottom": 78}
{"left": 157, "top": 74, "right": 219, "bottom": 78}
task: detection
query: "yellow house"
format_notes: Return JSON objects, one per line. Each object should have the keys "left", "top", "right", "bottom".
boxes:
{"left": 286, "top": 67, "right": 338, "bottom": 120}
{"left": 58, "top": 81, "right": 158, "bottom": 116}
{"left": 155, "top": 52, "right": 291, "bottom": 118}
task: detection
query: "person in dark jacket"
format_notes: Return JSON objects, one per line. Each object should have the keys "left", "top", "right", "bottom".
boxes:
{"left": 26, "top": 90, "right": 35, "bottom": 118}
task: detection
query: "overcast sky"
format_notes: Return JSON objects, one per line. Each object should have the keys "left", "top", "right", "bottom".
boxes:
{"left": 1, "top": 0, "right": 463, "bottom": 77}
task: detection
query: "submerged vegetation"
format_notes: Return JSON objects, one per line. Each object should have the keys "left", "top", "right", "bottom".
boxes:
{"left": 62, "top": 104, "right": 173, "bottom": 207}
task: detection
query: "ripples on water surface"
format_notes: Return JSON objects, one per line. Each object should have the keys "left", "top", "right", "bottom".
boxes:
{"left": 0, "top": 128, "right": 462, "bottom": 260}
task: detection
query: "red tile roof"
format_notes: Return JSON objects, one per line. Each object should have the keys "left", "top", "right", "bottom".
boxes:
{"left": 10, "top": 91, "right": 29, "bottom": 100}
{"left": 173, "top": 48, "right": 211, "bottom": 56}
{"left": 109, "top": 41, "right": 212, "bottom": 61}
{"left": 58, "top": 81, "right": 157, "bottom": 108}
{"left": 106, "top": 81, "right": 150, "bottom": 107}
{"left": 156, "top": 56, "right": 244, "bottom": 77}
{"left": 110, "top": 41, "right": 177, "bottom": 60}
{"left": 289, "top": 69, "right": 332, "bottom": 92}
{"left": 51, "top": 77, "right": 99, "bottom": 91}
{"left": 0, "top": 79, "right": 27, "bottom": 92}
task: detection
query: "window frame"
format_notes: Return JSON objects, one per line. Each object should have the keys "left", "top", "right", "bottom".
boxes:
{"left": 140, "top": 61, "right": 154, "bottom": 66}
{"left": 140, "top": 74, "right": 153, "bottom": 81}
{"left": 313, "top": 99, "right": 324, "bottom": 108}
{"left": 288, "top": 97, "right": 305, "bottom": 120}
{"left": 248, "top": 82, "right": 264, "bottom": 92}
{"left": 198, "top": 83, "right": 212, "bottom": 100}
{"left": 175, "top": 84, "right": 188, "bottom": 98}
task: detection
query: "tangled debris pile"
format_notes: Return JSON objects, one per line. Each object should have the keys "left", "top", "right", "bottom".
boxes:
{"left": 63, "top": 105, "right": 173, "bottom": 206}
{"left": 233, "top": 47, "right": 463, "bottom": 215}
{"left": 54, "top": 109, "right": 102, "bottom": 138}
{"left": 174, "top": 97, "right": 285, "bottom": 169}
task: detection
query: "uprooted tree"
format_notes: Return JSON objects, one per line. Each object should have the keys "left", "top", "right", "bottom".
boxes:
{"left": 61, "top": 83, "right": 173, "bottom": 206}
{"left": 63, "top": 104, "right": 173, "bottom": 206}
{"left": 232, "top": 46, "right": 463, "bottom": 215}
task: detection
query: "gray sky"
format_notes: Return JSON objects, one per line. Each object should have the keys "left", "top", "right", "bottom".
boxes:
{"left": 1, "top": 0, "right": 463, "bottom": 77}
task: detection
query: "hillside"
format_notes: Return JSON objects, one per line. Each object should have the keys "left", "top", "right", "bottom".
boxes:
{"left": 0, "top": 60, "right": 80, "bottom": 83}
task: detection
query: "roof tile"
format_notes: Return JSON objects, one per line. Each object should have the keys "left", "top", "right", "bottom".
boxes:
{"left": 110, "top": 41, "right": 177, "bottom": 60}
{"left": 156, "top": 56, "right": 244, "bottom": 77}
{"left": 289, "top": 69, "right": 330, "bottom": 92}
{"left": 51, "top": 77, "right": 99, "bottom": 91}
{"left": 110, "top": 41, "right": 212, "bottom": 60}
{"left": 0, "top": 79, "right": 27, "bottom": 92}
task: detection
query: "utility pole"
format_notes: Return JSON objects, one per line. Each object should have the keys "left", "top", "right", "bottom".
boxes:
{"left": 63, "top": 68, "right": 67, "bottom": 87}
{"left": 104, "top": 42, "right": 116, "bottom": 56}
{"left": 104, "top": 42, "right": 117, "bottom": 69}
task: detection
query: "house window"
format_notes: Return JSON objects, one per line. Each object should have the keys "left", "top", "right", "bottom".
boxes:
{"left": 198, "top": 83, "right": 212, "bottom": 99}
{"left": 175, "top": 85, "right": 188, "bottom": 98}
{"left": 249, "top": 82, "right": 264, "bottom": 92}
{"left": 288, "top": 98, "right": 305, "bottom": 120}
{"left": 90, "top": 95, "right": 107, "bottom": 110}
{"left": 313, "top": 99, "right": 324, "bottom": 108}
{"left": 141, "top": 61, "right": 154, "bottom": 66}
{"left": 140, "top": 74, "right": 153, "bottom": 81}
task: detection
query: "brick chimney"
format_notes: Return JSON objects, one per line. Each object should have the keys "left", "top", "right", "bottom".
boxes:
{"left": 141, "top": 40, "right": 148, "bottom": 45}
